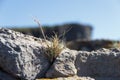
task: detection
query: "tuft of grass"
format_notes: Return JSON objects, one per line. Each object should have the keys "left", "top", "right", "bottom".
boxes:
{"left": 45, "top": 34, "right": 65, "bottom": 63}
{"left": 34, "top": 19, "right": 65, "bottom": 63}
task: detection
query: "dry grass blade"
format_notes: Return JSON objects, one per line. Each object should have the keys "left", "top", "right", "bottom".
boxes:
{"left": 34, "top": 19, "right": 47, "bottom": 41}
{"left": 34, "top": 19, "right": 65, "bottom": 63}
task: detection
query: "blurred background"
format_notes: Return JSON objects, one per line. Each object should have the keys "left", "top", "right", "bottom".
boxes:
{"left": 0, "top": 0, "right": 120, "bottom": 51}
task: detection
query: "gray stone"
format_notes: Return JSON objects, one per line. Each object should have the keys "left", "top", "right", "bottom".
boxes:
{"left": 57, "top": 76, "right": 95, "bottom": 80}
{"left": 46, "top": 49, "right": 77, "bottom": 78}
{"left": 0, "top": 70, "right": 17, "bottom": 80}
{"left": 1, "top": 28, "right": 120, "bottom": 80}
{"left": 0, "top": 28, "right": 50, "bottom": 80}
{"left": 37, "top": 76, "right": 95, "bottom": 80}
{"left": 46, "top": 47, "right": 120, "bottom": 78}
{"left": 75, "top": 48, "right": 120, "bottom": 77}
{"left": 94, "top": 77, "right": 120, "bottom": 80}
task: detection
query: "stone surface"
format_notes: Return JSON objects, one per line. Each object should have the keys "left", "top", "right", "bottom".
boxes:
{"left": 46, "top": 49, "right": 78, "bottom": 78}
{"left": 1, "top": 28, "right": 120, "bottom": 80}
{"left": 75, "top": 48, "right": 120, "bottom": 77}
{"left": 94, "top": 77, "right": 120, "bottom": 80}
{"left": 46, "top": 47, "right": 120, "bottom": 79}
{"left": 0, "top": 70, "right": 17, "bottom": 80}
{"left": 37, "top": 76, "right": 95, "bottom": 80}
{"left": 36, "top": 77, "right": 120, "bottom": 80}
{"left": 0, "top": 28, "right": 50, "bottom": 80}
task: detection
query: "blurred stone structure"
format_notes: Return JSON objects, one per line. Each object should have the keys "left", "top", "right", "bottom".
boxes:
{"left": 67, "top": 39, "right": 120, "bottom": 51}
{"left": 44, "top": 23, "right": 92, "bottom": 41}
{"left": 12, "top": 23, "right": 92, "bottom": 41}
{"left": 56, "top": 23, "right": 92, "bottom": 41}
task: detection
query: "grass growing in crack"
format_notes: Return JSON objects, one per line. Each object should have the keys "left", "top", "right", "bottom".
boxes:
{"left": 34, "top": 19, "right": 65, "bottom": 63}
{"left": 45, "top": 34, "right": 65, "bottom": 63}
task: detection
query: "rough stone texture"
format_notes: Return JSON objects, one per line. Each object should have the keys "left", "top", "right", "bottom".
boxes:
{"left": 57, "top": 76, "right": 95, "bottom": 80}
{"left": 46, "top": 49, "right": 78, "bottom": 78}
{"left": 75, "top": 48, "right": 120, "bottom": 77}
{"left": 94, "top": 77, "right": 120, "bottom": 80}
{"left": 0, "top": 28, "right": 50, "bottom": 80}
{"left": 37, "top": 76, "right": 95, "bottom": 80}
{"left": 46, "top": 48, "right": 120, "bottom": 79}
{"left": 1, "top": 28, "right": 120, "bottom": 80}
{"left": 37, "top": 77, "right": 120, "bottom": 80}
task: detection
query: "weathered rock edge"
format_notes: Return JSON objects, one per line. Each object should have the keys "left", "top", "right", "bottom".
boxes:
{"left": 46, "top": 48, "right": 120, "bottom": 79}
{"left": 0, "top": 28, "right": 51, "bottom": 80}
{"left": 1, "top": 28, "right": 120, "bottom": 80}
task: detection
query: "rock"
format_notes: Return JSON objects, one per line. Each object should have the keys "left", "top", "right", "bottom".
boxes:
{"left": 46, "top": 49, "right": 78, "bottom": 78}
{"left": 0, "top": 28, "right": 50, "bottom": 80}
{"left": 94, "top": 77, "right": 120, "bottom": 80}
{"left": 0, "top": 70, "right": 17, "bottom": 80}
{"left": 1, "top": 28, "right": 120, "bottom": 80}
{"left": 57, "top": 76, "right": 95, "bottom": 80}
{"left": 46, "top": 48, "right": 120, "bottom": 78}
{"left": 75, "top": 48, "right": 120, "bottom": 77}
{"left": 37, "top": 76, "right": 95, "bottom": 80}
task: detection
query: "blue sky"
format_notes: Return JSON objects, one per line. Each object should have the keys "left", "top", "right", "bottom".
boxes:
{"left": 0, "top": 0, "right": 120, "bottom": 40}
